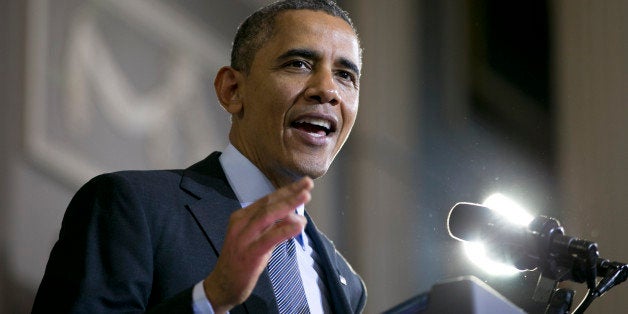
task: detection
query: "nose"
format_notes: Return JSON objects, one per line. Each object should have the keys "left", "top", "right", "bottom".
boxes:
{"left": 304, "top": 69, "right": 341, "bottom": 105}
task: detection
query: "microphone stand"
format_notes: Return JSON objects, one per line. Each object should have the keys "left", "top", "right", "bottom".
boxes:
{"left": 511, "top": 216, "right": 628, "bottom": 313}
{"left": 541, "top": 258, "right": 628, "bottom": 314}
{"left": 545, "top": 287, "right": 574, "bottom": 314}
{"left": 571, "top": 259, "right": 628, "bottom": 314}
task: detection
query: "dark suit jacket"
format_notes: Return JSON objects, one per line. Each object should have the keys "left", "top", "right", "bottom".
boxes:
{"left": 32, "top": 152, "right": 366, "bottom": 313}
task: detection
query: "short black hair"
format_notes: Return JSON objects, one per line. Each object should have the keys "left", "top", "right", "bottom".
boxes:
{"left": 230, "top": 0, "right": 359, "bottom": 73}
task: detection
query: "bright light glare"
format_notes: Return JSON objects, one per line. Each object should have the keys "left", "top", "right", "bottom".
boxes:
{"left": 482, "top": 193, "right": 534, "bottom": 226}
{"left": 464, "top": 242, "right": 522, "bottom": 276}
{"left": 463, "top": 193, "right": 534, "bottom": 276}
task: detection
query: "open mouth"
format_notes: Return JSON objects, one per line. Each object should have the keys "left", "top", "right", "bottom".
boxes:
{"left": 291, "top": 117, "right": 336, "bottom": 136}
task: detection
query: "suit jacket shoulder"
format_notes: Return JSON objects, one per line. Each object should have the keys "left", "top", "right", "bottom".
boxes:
{"left": 33, "top": 153, "right": 231, "bottom": 313}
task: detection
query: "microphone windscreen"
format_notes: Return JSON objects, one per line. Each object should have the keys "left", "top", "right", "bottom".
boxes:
{"left": 447, "top": 202, "right": 495, "bottom": 242}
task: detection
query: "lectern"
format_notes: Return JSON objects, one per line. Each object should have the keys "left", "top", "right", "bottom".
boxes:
{"left": 384, "top": 276, "right": 525, "bottom": 314}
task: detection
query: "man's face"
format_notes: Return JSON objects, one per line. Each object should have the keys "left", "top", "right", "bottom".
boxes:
{"left": 229, "top": 10, "right": 361, "bottom": 186}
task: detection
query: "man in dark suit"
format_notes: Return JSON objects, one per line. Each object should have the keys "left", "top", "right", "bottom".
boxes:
{"left": 33, "top": 0, "right": 366, "bottom": 313}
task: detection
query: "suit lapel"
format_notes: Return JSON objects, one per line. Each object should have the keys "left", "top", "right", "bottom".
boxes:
{"left": 305, "top": 213, "right": 353, "bottom": 313}
{"left": 180, "top": 152, "right": 238, "bottom": 256}
{"left": 179, "top": 152, "right": 278, "bottom": 313}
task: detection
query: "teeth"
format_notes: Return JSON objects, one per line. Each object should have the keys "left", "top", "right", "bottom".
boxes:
{"left": 296, "top": 118, "right": 331, "bottom": 130}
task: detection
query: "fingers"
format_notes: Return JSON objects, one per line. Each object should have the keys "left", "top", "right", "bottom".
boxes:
{"left": 254, "top": 214, "right": 306, "bottom": 254}
{"left": 240, "top": 177, "right": 313, "bottom": 252}
{"left": 221, "top": 176, "right": 314, "bottom": 260}
{"left": 252, "top": 177, "right": 312, "bottom": 226}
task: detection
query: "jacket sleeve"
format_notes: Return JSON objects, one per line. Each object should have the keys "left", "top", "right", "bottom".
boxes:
{"left": 32, "top": 173, "right": 195, "bottom": 313}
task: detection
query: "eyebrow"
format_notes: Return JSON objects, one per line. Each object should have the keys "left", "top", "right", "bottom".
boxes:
{"left": 277, "top": 48, "right": 361, "bottom": 77}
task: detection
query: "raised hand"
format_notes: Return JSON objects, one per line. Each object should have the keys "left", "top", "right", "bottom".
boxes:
{"left": 203, "top": 177, "right": 314, "bottom": 313}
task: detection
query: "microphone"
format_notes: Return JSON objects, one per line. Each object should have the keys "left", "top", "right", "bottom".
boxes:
{"left": 447, "top": 202, "right": 538, "bottom": 270}
{"left": 447, "top": 202, "right": 511, "bottom": 242}
{"left": 447, "top": 202, "right": 599, "bottom": 283}
{"left": 447, "top": 202, "right": 628, "bottom": 311}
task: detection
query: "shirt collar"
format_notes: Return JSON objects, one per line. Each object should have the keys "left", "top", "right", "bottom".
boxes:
{"left": 219, "top": 144, "right": 305, "bottom": 216}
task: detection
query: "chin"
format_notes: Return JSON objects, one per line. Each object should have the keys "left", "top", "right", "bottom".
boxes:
{"left": 292, "top": 158, "right": 330, "bottom": 179}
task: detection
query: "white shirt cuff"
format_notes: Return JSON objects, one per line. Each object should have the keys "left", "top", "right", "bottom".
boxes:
{"left": 192, "top": 280, "right": 216, "bottom": 314}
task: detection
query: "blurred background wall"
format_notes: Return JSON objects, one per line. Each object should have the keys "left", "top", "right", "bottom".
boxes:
{"left": 1, "top": 0, "right": 626, "bottom": 313}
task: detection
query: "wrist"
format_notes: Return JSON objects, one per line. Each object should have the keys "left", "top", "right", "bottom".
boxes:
{"left": 203, "top": 274, "right": 235, "bottom": 314}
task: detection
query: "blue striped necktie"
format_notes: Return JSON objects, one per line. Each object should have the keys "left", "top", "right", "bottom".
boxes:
{"left": 267, "top": 238, "right": 310, "bottom": 314}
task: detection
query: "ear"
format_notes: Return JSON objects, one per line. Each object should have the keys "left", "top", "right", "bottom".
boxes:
{"left": 214, "top": 66, "right": 244, "bottom": 114}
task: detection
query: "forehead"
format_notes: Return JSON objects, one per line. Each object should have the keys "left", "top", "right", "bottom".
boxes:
{"left": 261, "top": 10, "right": 361, "bottom": 67}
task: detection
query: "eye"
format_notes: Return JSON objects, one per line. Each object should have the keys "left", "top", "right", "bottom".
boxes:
{"left": 286, "top": 60, "right": 310, "bottom": 69}
{"left": 336, "top": 70, "right": 357, "bottom": 85}
{"left": 337, "top": 71, "right": 352, "bottom": 80}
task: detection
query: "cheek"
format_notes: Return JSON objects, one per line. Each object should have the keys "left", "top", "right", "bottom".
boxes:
{"left": 247, "top": 86, "right": 292, "bottom": 125}
{"left": 263, "top": 78, "right": 303, "bottom": 113}
{"left": 335, "top": 106, "right": 357, "bottom": 151}
{"left": 341, "top": 97, "right": 359, "bottom": 130}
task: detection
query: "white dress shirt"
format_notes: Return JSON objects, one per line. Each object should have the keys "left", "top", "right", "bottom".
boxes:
{"left": 192, "top": 144, "right": 331, "bottom": 313}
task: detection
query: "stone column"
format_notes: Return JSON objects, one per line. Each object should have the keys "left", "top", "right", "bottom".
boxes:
{"left": 341, "top": 1, "right": 423, "bottom": 312}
